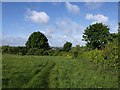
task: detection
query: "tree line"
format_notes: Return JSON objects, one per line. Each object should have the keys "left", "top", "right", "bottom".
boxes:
{"left": 2, "top": 23, "right": 118, "bottom": 57}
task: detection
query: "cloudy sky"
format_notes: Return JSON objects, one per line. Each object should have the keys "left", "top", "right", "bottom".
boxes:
{"left": 2, "top": 2, "right": 118, "bottom": 47}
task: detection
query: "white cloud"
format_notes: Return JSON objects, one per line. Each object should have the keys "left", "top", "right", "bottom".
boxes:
{"left": 40, "top": 28, "right": 53, "bottom": 39}
{"left": 65, "top": 2, "right": 80, "bottom": 14}
{"left": 56, "top": 18, "right": 83, "bottom": 35}
{"left": 2, "top": 36, "right": 27, "bottom": 46}
{"left": 54, "top": 18, "right": 85, "bottom": 46}
{"left": 26, "top": 9, "right": 49, "bottom": 24}
{"left": 108, "top": 21, "right": 118, "bottom": 33}
{"left": 36, "top": 18, "right": 86, "bottom": 47}
{"left": 85, "top": 2, "right": 102, "bottom": 9}
{"left": 86, "top": 14, "right": 108, "bottom": 23}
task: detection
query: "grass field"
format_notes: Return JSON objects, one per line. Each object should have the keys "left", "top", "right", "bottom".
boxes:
{"left": 2, "top": 54, "right": 118, "bottom": 88}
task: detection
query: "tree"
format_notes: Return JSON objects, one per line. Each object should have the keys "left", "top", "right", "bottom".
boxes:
{"left": 83, "top": 23, "right": 110, "bottom": 49}
{"left": 109, "top": 33, "right": 118, "bottom": 42}
{"left": 63, "top": 42, "right": 72, "bottom": 52}
{"left": 26, "top": 31, "right": 50, "bottom": 50}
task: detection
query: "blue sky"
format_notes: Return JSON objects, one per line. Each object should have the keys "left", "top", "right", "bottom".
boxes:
{"left": 2, "top": 0, "right": 120, "bottom": 2}
{"left": 2, "top": 2, "right": 118, "bottom": 47}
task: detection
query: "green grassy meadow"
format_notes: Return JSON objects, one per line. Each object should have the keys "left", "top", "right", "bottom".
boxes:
{"left": 2, "top": 54, "right": 118, "bottom": 88}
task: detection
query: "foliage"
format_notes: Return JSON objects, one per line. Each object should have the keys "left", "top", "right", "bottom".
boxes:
{"left": 2, "top": 46, "right": 27, "bottom": 55}
{"left": 27, "top": 48, "right": 49, "bottom": 56}
{"left": 27, "top": 48, "right": 38, "bottom": 55}
{"left": 2, "top": 22, "right": 119, "bottom": 88}
{"left": 2, "top": 46, "right": 10, "bottom": 54}
{"left": 2, "top": 45, "right": 71, "bottom": 56}
{"left": 25, "top": 31, "right": 50, "bottom": 50}
{"left": 46, "top": 49, "right": 55, "bottom": 56}
{"left": 70, "top": 45, "right": 80, "bottom": 59}
{"left": 83, "top": 23, "right": 110, "bottom": 49}
{"left": 2, "top": 54, "right": 118, "bottom": 88}
{"left": 108, "top": 33, "right": 118, "bottom": 42}
{"left": 78, "top": 40, "right": 118, "bottom": 74}
{"left": 63, "top": 42, "right": 72, "bottom": 52}
{"left": 102, "top": 40, "right": 118, "bottom": 71}
{"left": 86, "top": 50, "right": 104, "bottom": 64}
{"left": 17, "top": 46, "right": 28, "bottom": 55}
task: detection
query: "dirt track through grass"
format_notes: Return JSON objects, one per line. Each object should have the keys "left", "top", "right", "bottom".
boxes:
{"left": 2, "top": 54, "right": 118, "bottom": 88}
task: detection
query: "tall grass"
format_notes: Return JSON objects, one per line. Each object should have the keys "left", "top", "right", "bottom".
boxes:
{"left": 2, "top": 54, "right": 118, "bottom": 88}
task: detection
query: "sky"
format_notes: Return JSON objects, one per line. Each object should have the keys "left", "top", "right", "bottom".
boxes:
{"left": 2, "top": 0, "right": 120, "bottom": 2}
{"left": 0, "top": 2, "right": 2, "bottom": 46}
{"left": 2, "top": 2, "right": 118, "bottom": 47}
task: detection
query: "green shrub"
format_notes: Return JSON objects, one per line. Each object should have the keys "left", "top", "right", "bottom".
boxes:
{"left": 47, "top": 49, "right": 54, "bottom": 56}
{"left": 63, "top": 42, "right": 72, "bottom": 52}
{"left": 88, "top": 49, "right": 104, "bottom": 63}
{"left": 2, "top": 46, "right": 10, "bottom": 54}
{"left": 42, "top": 50, "right": 49, "bottom": 55}
{"left": 34, "top": 49, "right": 44, "bottom": 55}
{"left": 53, "top": 50, "right": 60, "bottom": 56}
{"left": 78, "top": 42, "right": 118, "bottom": 73}
{"left": 18, "top": 46, "right": 28, "bottom": 55}
{"left": 2, "top": 46, "right": 27, "bottom": 55}
{"left": 2, "top": 46, "right": 19, "bottom": 54}
{"left": 27, "top": 48, "right": 49, "bottom": 56}
{"left": 70, "top": 47, "right": 79, "bottom": 59}
{"left": 102, "top": 41, "right": 118, "bottom": 70}
{"left": 27, "top": 48, "right": 38, "bottom": 55}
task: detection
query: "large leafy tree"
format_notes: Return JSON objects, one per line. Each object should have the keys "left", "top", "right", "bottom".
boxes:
{"left": 83, "top": 23, "right": 110, "bottom": 49}
{"left": 26, "top": 31, "right": 50, "bottom": 50}
{"left": 63, "top": 42, "right": 72, "bottom": 52}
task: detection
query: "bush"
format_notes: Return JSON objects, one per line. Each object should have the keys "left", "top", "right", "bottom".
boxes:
{"left": 34, "top": 49, "right": 44, "bottom": 55}
{"left": 27, "top": 48, "right": 43, "bottom": 55}
{"left": 47, "top": 49, "right": 54, "bottom": 56}
{"left": 89, "top": 50, "right": 104, "bottom": 64}
{"left": 27, "top": 48, "right": 49, "bottom": 56}
{"left": 79, "top": 42, "right": 118, "bottom": 73}
{"left": 2, "top": 46, "right": 19, "bottom": 54}
{"left": 2, "top": 46, "right": 10, "bottom": 54}
{"left": 52, "top": 49, "right": 60, "bottom": 56}
{"left": 18, "top": 46, "right": 28, "bottom": 55}
{"left": 2, "top": 46, "right": 27, "bottom": 55}
{"left": 70, "top": 45, "right": 82, "bottom": 59}
{"left": 70, "top": 47, "right": 79, "bottom": 59}
{"left": 102, "top": 41, "right": 118, "bottom": 70}
{"left": 42, "top": 50, "right": 49, "bottom": 55}
{"left": 63, "top": 42, "right": 72, "bottom": 52}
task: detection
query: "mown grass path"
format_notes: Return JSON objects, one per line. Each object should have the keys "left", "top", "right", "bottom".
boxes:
{"left": 2, "top": 54, "right": 118, "bottom": 88}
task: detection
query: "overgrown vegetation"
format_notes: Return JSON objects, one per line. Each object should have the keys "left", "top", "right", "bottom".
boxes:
{"left": 2, "top": 54, "right": 118, "bottom": 88}
{"left": 2, "top": 22, "right": 119, "bottom": 88}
